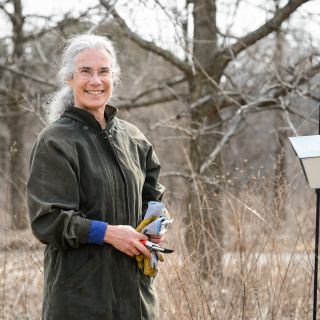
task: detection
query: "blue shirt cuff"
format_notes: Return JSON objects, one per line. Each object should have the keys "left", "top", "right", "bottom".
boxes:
{"left": 87, "top": 220, "right": 108, "bottom": 245}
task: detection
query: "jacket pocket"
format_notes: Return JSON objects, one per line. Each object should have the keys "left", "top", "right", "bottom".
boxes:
{"left": 62, "top": 251, "right": 102, "bottom": 290}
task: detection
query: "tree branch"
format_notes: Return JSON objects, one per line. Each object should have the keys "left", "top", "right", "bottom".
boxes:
{"left": 0, "top": 2, "right": 12, "bottom": 19}
{"left": 279, "top": 97, "right": 298, "bottom": 136}
{"left": 22, "top": 5, "right": 100, "bottom": 42}
{"left": 219, "top": 61, "right": 320, "bottom": 111}
{"left": 118, "top": 75, "right": 186, "bottom": 102}
{"left": 161, "top": 171, "right": 192, "bottom": 181}
{"left": 199, "top": 90, "right": 318, "bottom": 174}
{"left": 117, "top": 93, "right": 187, "bottom": 110}
{"left": 0, "top": 64, "right": 58, "bottom": 88}
{"left": 199, "top": 102, "right": 249, "bottom": 174}
{"left": 221, "top": 0, "right": 310, "bottom": 67}
{"left": 99, "top": 0, "right": 193, "bottom": 76}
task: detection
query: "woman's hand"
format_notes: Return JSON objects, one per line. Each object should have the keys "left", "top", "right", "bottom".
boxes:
{"left": 104, "top": 225, "right": 151, "bottom": 257}
{"left": 148, "top": 229, "right": 167, "bottom": 245}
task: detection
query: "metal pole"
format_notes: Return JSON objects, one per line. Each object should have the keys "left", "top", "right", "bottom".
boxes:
{"left": 313, "top": 105, "right": 320, "bottom": 320}
{"left": 319, "top": 103, "right": 320, "bottom": 135}
{"left": 314, "top": 189, "right": 320, "bottom": 320}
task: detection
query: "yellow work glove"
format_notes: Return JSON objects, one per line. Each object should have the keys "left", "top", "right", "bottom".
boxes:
{"left": 136, "top": 252, "right": 164, "bottom": 277}
{"left": 135, "top": 216, "right": 157, "bottom": 232}
{"left": 135, "top": 216, "right": 164, "bottom": 277}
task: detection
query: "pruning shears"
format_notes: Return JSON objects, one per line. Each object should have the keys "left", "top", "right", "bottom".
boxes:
{"left": 140, "top": 240, "right": 174, "bottom": 253}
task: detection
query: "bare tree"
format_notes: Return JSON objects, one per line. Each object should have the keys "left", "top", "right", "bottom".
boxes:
{"left": 1, "top": 0, "right": 318, "bottom": 277}
{"left": 0, "top": 0, "right": 101, "bottom": 229}
{"left": 0, "top": 0, "right": 28, "bottom": 229}
{"left": 99, "top": 0, "right": 318, "bottom": 277}
{"left": 272, "top": 0, "right": 288, "bottom": 225}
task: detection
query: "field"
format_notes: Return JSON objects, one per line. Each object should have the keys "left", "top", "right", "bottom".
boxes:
{"left": 0, "top": 178, "right": 317, "bottom": 319}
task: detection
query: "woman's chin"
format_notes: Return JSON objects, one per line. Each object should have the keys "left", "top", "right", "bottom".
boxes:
{"left": 79, "top": 99, "right": 109, "bottom": 110}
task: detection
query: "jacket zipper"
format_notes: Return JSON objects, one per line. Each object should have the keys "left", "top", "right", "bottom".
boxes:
{"left": 102, "top": 128, "right": 130, "bottom": 224}
{"left": 102, "top": 128, "right": 128, "bottom": 319}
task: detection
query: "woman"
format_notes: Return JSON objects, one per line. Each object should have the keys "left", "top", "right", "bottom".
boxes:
{"left": 27, "top": 34, "right": 165, "bottom": 320}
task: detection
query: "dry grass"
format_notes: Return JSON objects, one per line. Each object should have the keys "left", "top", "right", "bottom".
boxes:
{"left": 155, "top": 171, "right": 316, "bottom": 320}
{"left": 156, "top": 227, "right": 314, "bottom": 319}
{"left": 0, "top": 237, "right": 43, "bottom": 320}
{"left": 0, "top": 173, "right": 317, "bottom": 319}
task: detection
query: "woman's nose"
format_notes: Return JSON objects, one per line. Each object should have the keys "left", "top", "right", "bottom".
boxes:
{"left": 89, "top": 72, "right": 102, "bottom": 84}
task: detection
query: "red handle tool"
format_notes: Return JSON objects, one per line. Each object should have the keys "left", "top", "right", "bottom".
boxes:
{"left": 140, "top": 240, "right": 174, "bottom": 253}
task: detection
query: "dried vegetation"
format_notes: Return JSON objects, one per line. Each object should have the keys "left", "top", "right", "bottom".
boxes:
{"left": 0, "top": 169, "right": 316, "bottom": 319}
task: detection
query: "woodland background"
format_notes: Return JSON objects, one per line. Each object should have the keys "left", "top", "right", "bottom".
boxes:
{"left": 0, "top": 0, "right": 320, "bottom": 319}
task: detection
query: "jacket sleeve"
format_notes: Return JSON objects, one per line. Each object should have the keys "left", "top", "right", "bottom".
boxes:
{"left": 27, "top": 133, "right": 92, "bottom": 250}
{"left": 142, "top": 145, "right": 165, "bottom": 215}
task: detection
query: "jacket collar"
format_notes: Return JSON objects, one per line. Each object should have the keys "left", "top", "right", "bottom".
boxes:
{"left": 61, "top": 104, "right": 118, "bottom": 132}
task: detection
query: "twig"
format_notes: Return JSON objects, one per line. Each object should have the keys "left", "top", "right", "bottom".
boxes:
{"left": 0, "top": 64, "right": 57, "bottom": 88}
{"left": 99, "top": 0, "right": 193, "bottom": 76}
{"left": 117, "top": 93, "right": 187, "bottom": 110}
{"left": 221, "top": 0, "right": 311, "bottom": 68}
{"left": 199, "top": 103, "right": 248, "bottom": 174}
{"left": 279, "top": 97, "right": 298, "bottom": 136}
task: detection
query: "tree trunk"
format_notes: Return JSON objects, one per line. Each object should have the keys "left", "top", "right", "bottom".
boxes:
{"left": 8, "top": 113, "right": 28, "bottom": 229}
{"left": 187, "top": 89, "right": 224, "bottom": 279}
{"left": 273, "top": 115, "right": 287, "bottom": 224}
{"left": 6, "top": 0, "right": 28, "bottom": 229}
{"left": 272, "top": 19, "right": 287, "bottom": 225}
{"left": 185, "top": 0, "right": 224, "bottom": 278}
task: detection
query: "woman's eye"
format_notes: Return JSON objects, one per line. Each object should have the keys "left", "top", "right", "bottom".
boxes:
{"left": 80, "top": 69, "right": 91, "bottom": 76}
{"left": 99, "top": 69, "right": 110, "bottom": 77}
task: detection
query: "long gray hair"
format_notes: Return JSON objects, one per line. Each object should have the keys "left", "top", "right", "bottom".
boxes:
{"left": 47, "top": 34, "right": 121, "bottom": 123}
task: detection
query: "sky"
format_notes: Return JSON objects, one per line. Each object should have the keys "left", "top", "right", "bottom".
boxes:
{"left": 0, "top": 0, "right": 319, "bottom": 52}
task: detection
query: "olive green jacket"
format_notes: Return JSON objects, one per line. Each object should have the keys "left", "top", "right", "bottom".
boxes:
{"left": 27, "top": 105, "right": 165, "bottom": 320}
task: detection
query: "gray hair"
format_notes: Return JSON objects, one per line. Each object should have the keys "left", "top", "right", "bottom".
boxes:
{"left": 47, "top": 34, "right": 121, "bottom": 123}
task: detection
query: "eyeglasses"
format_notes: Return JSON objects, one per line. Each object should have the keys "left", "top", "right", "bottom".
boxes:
{"left": 75, "top": 67, "right": 112, "bottom": 80}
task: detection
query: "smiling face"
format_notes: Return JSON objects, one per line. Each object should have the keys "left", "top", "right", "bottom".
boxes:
{"left": 68, "top": 48, "right": 113, "bottom": 112}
